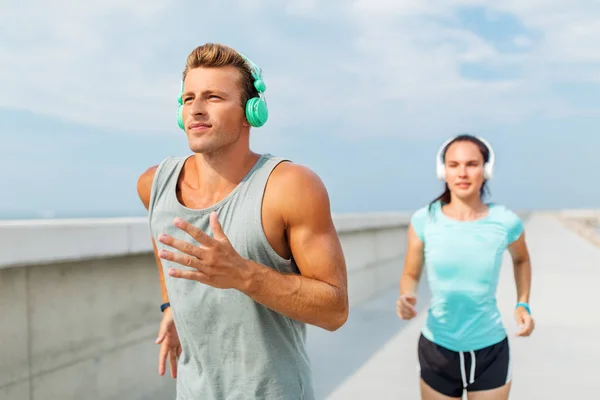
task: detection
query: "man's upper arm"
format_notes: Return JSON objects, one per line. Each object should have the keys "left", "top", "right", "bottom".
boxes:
{"left": 137, "top": 165, "right": 158, "bottom": 211}
{"left": 137, "top": 165, "right": 170, "bottom": 302}
{"left": 272, "top": 163, "right": 347, "bottom": 290}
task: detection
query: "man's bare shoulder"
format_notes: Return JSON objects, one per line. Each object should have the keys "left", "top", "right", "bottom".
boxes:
{"left": 268, "top": 161, "right": 331, "bottom": 222}
{"left": 137, "top": 165, "right": 159, "bottom": 210}
{"left": 270, "top": 161, "right": 328, "bottom": 194}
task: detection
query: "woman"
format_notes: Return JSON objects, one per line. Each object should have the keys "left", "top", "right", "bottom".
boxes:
{"left": 397, "top": 134, "right": 535, "bottom": 400}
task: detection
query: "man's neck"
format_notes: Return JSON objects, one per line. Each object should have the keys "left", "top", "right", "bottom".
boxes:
{"left": 187, "top": 146, "right": 261, "bottom": 202}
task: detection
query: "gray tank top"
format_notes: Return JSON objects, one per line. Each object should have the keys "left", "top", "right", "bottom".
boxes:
{"left": 148, "top": 153, "right": 314, "bottom": 400}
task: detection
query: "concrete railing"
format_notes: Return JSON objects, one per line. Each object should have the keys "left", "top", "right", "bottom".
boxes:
{"left": 0, "top": 212, "right": 412, "bottom": 400}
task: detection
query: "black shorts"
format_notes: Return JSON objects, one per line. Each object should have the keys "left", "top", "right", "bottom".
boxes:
{"left": 417, "top": 334, "right": 511, "bottom": 397}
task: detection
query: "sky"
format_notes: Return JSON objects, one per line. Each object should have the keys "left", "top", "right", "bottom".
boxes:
{"left": 1, "top": 0, "right": 599, "bottom": 219}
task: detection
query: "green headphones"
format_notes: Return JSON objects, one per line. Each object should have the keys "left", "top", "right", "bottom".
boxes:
{"left": 176, "top": 53, "right": 269, "bottom": 130}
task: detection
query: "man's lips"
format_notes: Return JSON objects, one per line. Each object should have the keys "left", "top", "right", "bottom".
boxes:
{"left": 189, "top": 122, "right": 211, "bottom": 130}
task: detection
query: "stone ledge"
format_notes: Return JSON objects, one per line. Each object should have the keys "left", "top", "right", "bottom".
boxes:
{"left": 0, "top": 213, "right": 413, "bottom": 269}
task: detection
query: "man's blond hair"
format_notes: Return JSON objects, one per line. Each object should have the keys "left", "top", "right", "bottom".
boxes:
{"left": 183, "top": 43, "right": 258, "bottom": 107}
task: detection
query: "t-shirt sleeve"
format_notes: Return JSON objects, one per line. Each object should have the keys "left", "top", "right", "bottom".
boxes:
{"left": 506, "top": 210, "right": 524, "bottom": 244}
{"left": 410, "top": 207, "right": 428, "bottom": 242}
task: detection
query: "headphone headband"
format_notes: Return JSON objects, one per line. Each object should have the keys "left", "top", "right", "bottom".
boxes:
{"left": 435, "top": 135, "right": 496, "bottom": 181}
{"left": 238, "top": 53, "right": 265, "bottom": 92}
{"left": 474, "top": 136, "right": 495, "bottom": 171}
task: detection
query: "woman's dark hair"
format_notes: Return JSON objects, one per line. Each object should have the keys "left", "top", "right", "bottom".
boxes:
{"left": 429, "top": 134, "right": 491, "bottom": 212}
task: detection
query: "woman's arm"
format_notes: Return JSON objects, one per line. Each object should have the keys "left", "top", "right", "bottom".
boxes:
{"left": 397, "top": 225, "right": 425, "bottom": 320}
{"left": 400, "top": 224, "right": 425, "bottom": 296}
{"left": 508, "top": 232, "right": 532, "bottom": 305}
{"left": 508, "top": 231, "right": 535, "bottom": 336}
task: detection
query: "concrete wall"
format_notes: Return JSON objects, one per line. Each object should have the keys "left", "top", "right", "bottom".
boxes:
{"left": 0, "top": 212, "right": 412, "bottom": 400}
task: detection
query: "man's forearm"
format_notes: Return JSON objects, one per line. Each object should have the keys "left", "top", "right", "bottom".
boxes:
{"left": 158, "top": 266, "right": 170, "bottom": 304}
{"left": 514, "top": 259, "right": 531, "bottom": 304}
{"left": 241, "top": 260, "right": 348, "bottom": 331}
{"left": 152, "top": 240, "right": 170, "bottom": 304}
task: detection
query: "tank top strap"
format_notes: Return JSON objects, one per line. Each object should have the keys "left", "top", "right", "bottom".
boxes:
{"left": 148, "top": 155, "right": 188, "bottom": 214}
{"left": 235, "top": 154, "right": 290, "bottom": 204}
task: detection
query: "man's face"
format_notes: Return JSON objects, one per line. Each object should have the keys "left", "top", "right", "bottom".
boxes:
{"left": 180, "top": 66, "right": 248, "bottom": 154}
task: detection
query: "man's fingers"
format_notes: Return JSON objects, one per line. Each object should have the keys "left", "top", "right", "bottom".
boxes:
{"left": 159, "top": 250, "right": 202, "bottom": 271}
{"left": 158, "top": 342, "right": 168, "bottom": 376}
{"left": 158, "top": 234, "right": 205, "bottom": 259}
{"left": 168, "top": 267, "right": 208, "bottom": 282}
{"left": 174, "top": 217, "right": 215, "bottom": 246}
{"left": 209, "top": 211, "right": 227, "bottom": 240}
{"left": 169, "top": 350, "right": 178, "bottom": 378}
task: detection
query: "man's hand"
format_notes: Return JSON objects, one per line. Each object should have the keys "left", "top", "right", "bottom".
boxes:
{"left": 157, "top": 212, "right": 251, "bottom": 290}
{"left": 156, "top": 308, "right": 182, "bottom": 378}
{"left": 515, "top": 306, "right": 535, "bottom": 337}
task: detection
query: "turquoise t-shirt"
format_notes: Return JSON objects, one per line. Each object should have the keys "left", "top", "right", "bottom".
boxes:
{"left": 411, "top": 200, "right": 524, "bottom": 352}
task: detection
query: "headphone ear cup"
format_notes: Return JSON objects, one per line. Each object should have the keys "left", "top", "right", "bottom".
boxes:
{"left": 436, "top": 163, "right": 446, "bottom": 181}
{"left": 484, "top": 164, "right": 493, "bottom": 180}
{"left": 176, "top": 93, "right": 185, "bottom": 130}
{"left": 177, "top": 104, "right": 184, "bottom": 130}
{"left": 245, "top": 97, "right": 269, "bottom": 127}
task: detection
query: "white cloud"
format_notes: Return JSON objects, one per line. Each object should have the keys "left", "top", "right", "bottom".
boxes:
{"left": 285, "top": 0, "right": 317, "bottom": 15}
{"left": 0, "top": 0, "right": 178, "bottom": 132}
{"left": 513, "top": 36, "right": 533, "bottom": 48}
{"left": 0, "top": 0, "right": 598, "bottom": 138}
{"left": 328, "top": 0, "right": 600, "bottom": 137}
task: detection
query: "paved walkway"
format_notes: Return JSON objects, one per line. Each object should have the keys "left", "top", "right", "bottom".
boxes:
{"left": 326, "top": 214, "right": 600, "bottom": 399}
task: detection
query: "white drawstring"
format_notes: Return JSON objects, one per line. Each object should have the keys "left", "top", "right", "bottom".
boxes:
{"left": 469, "top": 350, "right": 476, "bottom": 384}
{"left": 459, "top": 352, "right": 467, "bottom": 388}
{"left": 459, "top": 351, "right": 477, "bottom": 388}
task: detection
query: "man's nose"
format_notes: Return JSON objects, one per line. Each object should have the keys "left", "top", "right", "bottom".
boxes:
{"left": 189, "top": 98, "right": 206, "bottom": 116}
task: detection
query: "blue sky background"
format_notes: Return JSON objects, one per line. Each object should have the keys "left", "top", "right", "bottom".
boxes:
{"left": 1, "top": 0, "right": 599, "bottom": 219}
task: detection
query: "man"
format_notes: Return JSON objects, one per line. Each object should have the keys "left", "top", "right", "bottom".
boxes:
{"left": 137, "top": 43, "right": 348, "bottom": 400}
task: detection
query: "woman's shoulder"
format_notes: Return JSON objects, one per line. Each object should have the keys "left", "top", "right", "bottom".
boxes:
{"left": 409, "top": 202, "right": 440, "bottom": 241}
{"left": 412, "top": 200, "right": 441, "bottom": 221}
{"left": 488, "top": 203, "right": 525, "bottom": 243}
{"left": 488, "top": 203, "right": 521, "bottom": 221}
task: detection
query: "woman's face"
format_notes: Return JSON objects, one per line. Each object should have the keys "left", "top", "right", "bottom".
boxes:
{"left": 444, "top": 140, "right": 486, "bottom": 200}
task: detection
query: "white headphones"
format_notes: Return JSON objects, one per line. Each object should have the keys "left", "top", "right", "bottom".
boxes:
{"left": 435, "top": 135, "right": 496, "bottom": 181}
